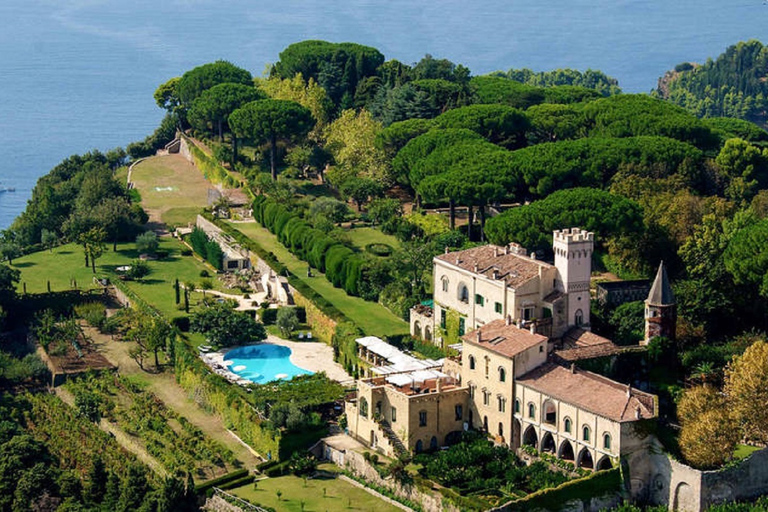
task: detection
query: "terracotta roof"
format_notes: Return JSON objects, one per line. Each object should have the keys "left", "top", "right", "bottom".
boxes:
{"left": 435, "top": 245, "right": 551, "bottom": 288}
{"left": 517, "top": 363, "right": 656, "bottom": 422}
{"left": 554, "top": 328, "right": 622, "bottom": 362}
{"left": 462, "top": 319, "right": 547, "bottom": 359}
{"left": 647, "top": 262, "right": 675, "bottom": 306}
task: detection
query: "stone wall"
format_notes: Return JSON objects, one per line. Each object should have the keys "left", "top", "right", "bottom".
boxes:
{"left": 318, "top": 439, "right": 458, "bottom": 512}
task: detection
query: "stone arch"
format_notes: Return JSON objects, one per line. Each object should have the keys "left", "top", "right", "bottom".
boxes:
{"left": 425, "top": 325, "right": 432, "bottom": 342}
{"left": 498, "top": 422, "right": 504, "bottom": 438}
{"left": 413, "top": 320, "right": 422, "bottom": 337}
{"left": 512, "top": 418, "right": 522, "bottom": 450}
{"left": 673, "top": 482, "right": 693, "bottom": 511}
{"left": 558, "top": 440, "right": 575, "bottom": 461}
{"left": 596, "top": 455, "right": 613, "bottom": 471}
{"left": 498, "top": 366, "right": 507, "bottom": 382}
{"left": 523, "top": 425, "right": 538, "bottom": 448}
{"left": 577, "top": 448, "right": 594, "bottom": 470}
{"left": 469, "top": 355, "right": 476, "bottom": 370}
{"left": 541, "top": 431, "right": 556, "bottom": 453}
{"left": 458, "top": 282, "right": 469, "bottom": 303}
{"left": 575, "top": 309, "right": 584, "bottom": 326}
{"left": 415, "top": 439, "right": 423, "bottom": 453}
{"left": 483, "top": 415, "right": 489, "bottom": 432}
{"left": 543, "top": 399, "right": 556, "bottom": 425}
{"left": 430, "top": 436, "right": 438, "bottom": 451}
{"left": 441, "top": 275, "right": 449, "bottom": 292}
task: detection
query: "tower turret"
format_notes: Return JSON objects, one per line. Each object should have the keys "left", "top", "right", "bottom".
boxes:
{"left": 553, "top": 228, "right": 594, "bottom": 329}
{"left": 643, "top": 261, "right": 676, "bottom": 345}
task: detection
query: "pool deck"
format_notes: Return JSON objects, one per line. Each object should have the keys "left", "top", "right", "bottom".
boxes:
{"left": 203, "top": 335, "right": 352, "bottom": 384}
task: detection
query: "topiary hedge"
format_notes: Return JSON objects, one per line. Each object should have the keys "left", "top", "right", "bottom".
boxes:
{"left": 365, "top": 243, "right": 393, "bottom": 257}
{"left": 252, "top": 195, "right": 366, "bottom": 298}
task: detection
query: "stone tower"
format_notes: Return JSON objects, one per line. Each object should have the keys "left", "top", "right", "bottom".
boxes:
{"left": 643, "top": 261, "right": 676, "bottom": 345}
{"left": 553, "top": 228, "right": 594, "bottom": 329}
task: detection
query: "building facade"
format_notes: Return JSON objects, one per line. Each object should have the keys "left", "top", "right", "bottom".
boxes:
{"left": 416, "top": 228, "right": 594, "bottom": 343}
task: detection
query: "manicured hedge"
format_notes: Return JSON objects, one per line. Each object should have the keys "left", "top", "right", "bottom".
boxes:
{"left": 252, "top": 196, "right": 365, "bottom": 298}
{"left": 501, "top": 467, "right": 621, "bottom": 511}
{"left": 188, "top": 226, "right": 223, "bottom": 270}
{"left": 194, "top": 468, "right": 250, "bottom": 494}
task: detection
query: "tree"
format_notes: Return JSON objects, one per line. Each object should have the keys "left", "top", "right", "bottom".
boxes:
{"left": 40, "top": 229, "right": 57, "bottom": 252}
{"left": 309, "top": 197, "right": 349, "bottom": 224}
{"left": 725, "top": 340, "right": 768, "bottom": 443}
{"left": 367, "top": 198, "right": 403, "bottom": 228}
{"left": 339, "top": 177, "right": 383, "bottom": 211}
{"left": 433, "top": 104, "right": 531, "bottom": 149}
{"left": 678, "top": 386, "right": 738, "bottom": 469}
{"left": 190, "top": 302, "right": 266, "bottom": 348}
{"left": 257, "top": 73, "right": 333, "bottom": 128}
{"left": 715, "top": 138, "right": 768, "bottom": 203}
{"left": 91, "top": 196, "right": 145, "bottom": 251}
{"left": 374, "top": 118, "right": 433, "bottom": 158}
{"left": 229, "top": 99, "right": 315, "bottom": 180}
{"left": 525, "top": 103, "right": 587, "bottom": 144}
{"left": 135, "top": 232, "right": 158, "bottom": 255}
{"left": 154, "top": 77, "right": 181, "bottom": 114}
{"left": 724, "top": 218, "right": 768, "bottom": 298}
{"left": 276, "top": 307, "right": 299, "bottom": 338}
{"left": 176, "top": 61, "right": 252, "bottom": 107}
{"left": 393, "top": 128, "right": 484, "bottom": 187}
{"left": 80, "top": 228, "right": 106, "bottom": 274}
{"left": 0, "top": 239, "right": 20, "bottom": 266}
{"left": 469, "top": 75, "right": 545, "bottom": 109}
{"left": 323, "top": 109, "right": 391, "bottom": 186}
{"left": 127, "top": 260, "right": 150, "bottom": 281}
{"left": 187, "top": 82, "right": 264, "bottom": 145}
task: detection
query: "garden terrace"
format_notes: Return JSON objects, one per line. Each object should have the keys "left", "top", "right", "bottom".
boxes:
{"left": 360, "top": 373, "right": 461, "bottom": 397}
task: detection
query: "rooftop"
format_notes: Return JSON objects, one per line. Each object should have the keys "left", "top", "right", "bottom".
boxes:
{"left": 356, "top": 336, "right": 442, "bottom": 375}
{"left": 435, "top": 245, "right": 552, "bottom": 288}
{"left": 462, "top": 318, "right": 547, "bottom": 359}
{"left": 517, "top": 363, "right": 656, "bottom": 423}
{"left": 554, "top": 327, "right": 622, "bottom": 362}
{"left": 647, "top": 261, "right": 675, "bottom": 306}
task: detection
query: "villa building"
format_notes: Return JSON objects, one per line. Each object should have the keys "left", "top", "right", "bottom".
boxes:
{"left": 411, "top": 228, "right": 594, "bottom": 342}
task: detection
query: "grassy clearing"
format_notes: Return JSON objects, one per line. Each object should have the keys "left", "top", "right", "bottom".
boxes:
{"left": 230, "top": 464, "right": 400, "bottom": 512}
{"left": 130, "top": 154, "right": 212, "bottom": 227}
{"left": 227, "top": 221, "right": 408, "bottom": 337}
{"left": 11, "top": 238, "right": 232, "bottom": 319}
{"left": 344, "top": 227, "right": 401, "bottom": 251}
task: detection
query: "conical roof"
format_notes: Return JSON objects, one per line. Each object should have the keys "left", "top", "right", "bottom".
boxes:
{"left": 646, "top": 262, "right": 675, "bottom": 306}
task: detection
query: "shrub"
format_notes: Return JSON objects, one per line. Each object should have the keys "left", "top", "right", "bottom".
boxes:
{"left": 365, "top": 243, "right": 393, "bottom": 257}
{"left": 295, "top": 306, "right": 306, "bottom": 323}
{"left": 74, "top": 302, "right": 106, "bottom": 329}
{"left": 261, "top": 308, "right": 278, "bottom": 325}
{"left": 171, "top": 316, "right": 190, "bottom": 332}
{"left": 180, "top": 248, "right": 192, "bottom": 256}
{"left": 135, "top": 231, "right": 159, "bottom": 255}
{"left": 199, "top": 269, "right": 210, "bottom": 278}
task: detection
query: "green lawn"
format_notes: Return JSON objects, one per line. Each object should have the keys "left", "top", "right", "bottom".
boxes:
{"left": 11, "top": 238, "right": 232, "bottom": 319}
{"left": 734, "top": 444, "right": 762, "bottom": 460}
{"left": 230, "top": 464, "right": 400, "bottom": 512}
{"left": 344, "top": 227, "right": 401, "bottom": 252}
{"left": 227, "top": 221, "right": 408, "bottom": 337}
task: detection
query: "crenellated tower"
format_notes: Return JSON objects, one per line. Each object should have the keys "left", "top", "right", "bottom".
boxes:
{"left": 553, "top": 228, "right": 594, "bottom": 330}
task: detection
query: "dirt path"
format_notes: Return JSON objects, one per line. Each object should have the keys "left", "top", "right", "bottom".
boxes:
{"left": 54, "top": 386, "right": 168, "bottom": 477}
{"left": 89, "top": 326, "right": 261, "bottom": 468}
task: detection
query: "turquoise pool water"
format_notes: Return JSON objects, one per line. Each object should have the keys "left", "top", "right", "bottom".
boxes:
{"left": 224, "top": 344, "right": 312, "bottom": 384}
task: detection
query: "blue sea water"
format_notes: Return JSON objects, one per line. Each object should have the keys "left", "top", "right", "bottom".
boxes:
{"left": 224, "top": 344, "right": 313, "bottom": 383}
{"left": 1, "top": 0, "right": 767, "bottom": 230}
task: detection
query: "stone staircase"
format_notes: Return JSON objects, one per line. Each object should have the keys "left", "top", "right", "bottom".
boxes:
{"left": 377, "top": 419, "right": 409, "bottom": 458}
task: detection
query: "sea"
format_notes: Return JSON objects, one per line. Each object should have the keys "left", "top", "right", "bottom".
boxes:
{"left": 1, "top": 0, "right": 767, "bottom": 230}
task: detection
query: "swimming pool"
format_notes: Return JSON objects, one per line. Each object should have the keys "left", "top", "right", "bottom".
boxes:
{"left": 223, "top": 344, "right": 313, "bottom": 383}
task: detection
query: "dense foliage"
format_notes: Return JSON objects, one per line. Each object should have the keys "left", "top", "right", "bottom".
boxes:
{"left": 657, "top": 40, "right": 768, "bottom": 127}
{"left": 187, "top": 227, "right": 223, "bottom": 270}
{"left": 493, "top": 67, "right": 622, "bottom": 96}
{"left": 190, "top": 302, "right": 266, "bottom": 348}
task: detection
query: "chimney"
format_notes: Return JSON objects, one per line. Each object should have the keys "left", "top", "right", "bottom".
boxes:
{"left": 530, "top": 252, "right": 537, "bottom": 260}
{"left": 476, "top": 330, "right": 481, "bottom": 343}
{"left": 436, "top": 378, "right": 443, "bottom": 393}
{"left": 505, "top": 245, "right": 510, "bottom": 255}
{"left": 455, "top": 257, "right": 460, "bottom": 265}
{"left": 626, "top": 385, "right": 631, "bottom": 398}
{"left": 506, "top": 315, "right": 512, "bottom": 326}
{"left": 635, "top": 407, "right": 642, "bottom": 420}
{"left": 444, "top": 246, "right": 449, "bottom": 254}
{"left": 494, "top": 246, "right": 498, "bottom": 257}
{"left": 474, "top": 264, "right": 479, "bottom": 273}
{"left": 529, "top": 323, "right": 536, "bottom": 335}
{"left": 570, "top": 363, "right": 576, "bottom": 374}
{"left": 492, "top": 269, "right": 499, "bottom": 280}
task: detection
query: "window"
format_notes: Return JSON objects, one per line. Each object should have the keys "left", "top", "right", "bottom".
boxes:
{"left": 458, "top": 284, "right": 469, "bottom": 303}
{"left": 483, "top": 390, "right": 490, "bottom": 406}
{"left": 440, "top": 309, "right": 446, "bottom": 329}
{"left": 514, "top": 399, "right": 521, "bottom": 414}
{"left": 499, "top": 367, "right": 506, "bottom": 382}
{"left": 459, "top": 317, "right": 466, "bottom": 336}
{"left": 469, "top": 355, "right": 476, "bottom": 370}
{"left": 539, "top": 345, "right": 544, "bottom": 353}
{"left": 528, "top": 403, "right": 536, "bottom": 419}
{"left": 498, "top": 422, "right": 504, "bottom": 437}
{"left": 227, "top": 260, "right": 239, "bottom": 269}
{"left": 494, "top": 302, "right": 503, "bottom": 314}
{"left": 583, "top": 426, "right": 591, "bottom": 442}
{"left": 441, "top": 276, "right": 449, "bottom": 292}
{"left": 360, "top": 398, "right": 368, "bottom": 418}
{"left": 523, "top": 306, "right": 535, "bottom": 320}
{"left": 455, "top": 405, "right": 463, "bottom": 421}
{"left": 603, "top": 433, "right": 611, "bottom": 450}
{"left": 564, "top": 417, "right": 572, "bottom": 433}
{"left": 419, "top": 411, "right": 427, "bottom": 427}
{"left": 543, "top": 400, "right": 556, "bottom": 425}
{"left": 498, "top": 397, "right": 506, "bottom": 413}
{"left": 391, "top": 407, "right": 397, "bottom": 423}
{"left": 575, "top": 309, "right": 584, "bottom": 326}
{"left": 475, "top": 294, "right": 485, "bottom": 306}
